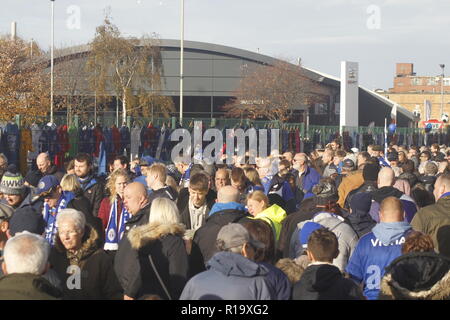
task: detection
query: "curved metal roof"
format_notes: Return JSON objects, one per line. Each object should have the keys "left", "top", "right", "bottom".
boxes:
{"left": 37, "top": 38, "right": 414, "bottom": 120}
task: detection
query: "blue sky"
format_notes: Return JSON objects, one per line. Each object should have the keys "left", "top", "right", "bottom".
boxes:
{"left": 2, "top": 0, "right": 450, "bottom": 90}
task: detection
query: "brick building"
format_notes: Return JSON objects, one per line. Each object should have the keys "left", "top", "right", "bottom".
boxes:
{"left": 380, "top": 63, "right": 450, "bottom": 124}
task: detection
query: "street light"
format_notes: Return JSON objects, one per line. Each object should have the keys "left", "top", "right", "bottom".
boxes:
{"left": 179, "top": 0, "right": 184, "bottom": 124}
{"left": 440, "top": 64, "right": 445, "bottom": 120}
{"left": 50, "top": 0, "right": 55, "bottom": 124}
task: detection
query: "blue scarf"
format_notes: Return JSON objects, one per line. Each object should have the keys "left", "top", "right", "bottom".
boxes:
{"left": 43, "top": 191, "right": 75, "bottom": 246}
{"left": 104, "top": 198, "right": 131, "bottom": 250}
{"left": 378, "top": 156, "right": 391, "bottom": 168}
{"left": 209, "top": 202, "right": 245, "bottom": 216}
{"left": 440, "top": 192, "right": 450, "bottom": 200}
{"left": 79, "top": 176, "right": 97, "bottom": 191}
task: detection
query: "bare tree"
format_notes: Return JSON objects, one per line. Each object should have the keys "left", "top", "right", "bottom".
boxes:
{"left": 86, "top": 15, "right": 172, "bottom": 123}
{"left": 222, "top": 60, "right": 320, "bottom": 122}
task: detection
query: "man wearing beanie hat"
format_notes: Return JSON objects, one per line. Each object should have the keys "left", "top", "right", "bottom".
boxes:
{"left": 342, "top": 192, "right": 376, "bottom": 238}
{"left": 0, "top": 165, "right": 42, "bottom": 214}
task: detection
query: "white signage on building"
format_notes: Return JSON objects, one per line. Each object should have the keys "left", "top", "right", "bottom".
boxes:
{"left": 340, "top": 61, "right": 359, "bottom": 132}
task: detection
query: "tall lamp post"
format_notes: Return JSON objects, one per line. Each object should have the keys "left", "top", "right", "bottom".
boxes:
{"left": 440, "top": 64, "right": 445, "bottom": 120}
{"left": 50, "top": 0, "right": 55, "bottom": 124}
{"left": 179, "top": 0, "right": 184, "bottom": 124}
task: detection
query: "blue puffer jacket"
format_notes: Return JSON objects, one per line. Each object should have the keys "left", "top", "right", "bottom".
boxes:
{"left": 180, "top": 251, "right": 272, "bottom": 300}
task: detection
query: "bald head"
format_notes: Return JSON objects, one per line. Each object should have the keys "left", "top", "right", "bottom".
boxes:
{"left": 378, "top": 167, "right": 395, "bottom": 188}
{"left": 217, "top": 185, "right": 240, "bottom": 203}
{"left": 36, "top": 153, "right": 51, "bottom": 174}
{"left": 123, "top": 182, "right": 149, "bottom": 215}
{"left": 433, "top": 173, "right": 450, "bottom": 201}
{"left": 379, "top": 197, "right": 404, "bottom": 223}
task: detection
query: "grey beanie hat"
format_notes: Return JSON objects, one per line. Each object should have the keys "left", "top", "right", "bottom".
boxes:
{"left": 0, "top": 164, "right": 26, "bottom": 195}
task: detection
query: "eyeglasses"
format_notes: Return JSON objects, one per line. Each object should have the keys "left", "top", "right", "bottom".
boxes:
{"left": 59, "top": 230, "right": 80, "bottom": 237}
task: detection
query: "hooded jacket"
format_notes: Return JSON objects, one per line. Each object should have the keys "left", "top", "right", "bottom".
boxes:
{"left": 379, "top": 252, "right": 450, "bottom": 300}
{"left": 369, "top": 187, "right": 418, "bottom": 223}
{"left": 345, "top": 222, "right": 412, "bottom": 300}
{"left": 177, "top": 188, "right": 216, "bottom": 230}
{"left": 115, "top": 222, "right": 189, "bottom": 299}
{"left": 192, "top": 203, "right": 250, "bottom": 265}
{"left": 411, "top": 194, "right": 450, "bottom": 258}
{"left": 0, "top": 273, "right": 61, "bottom": 300}
{"left": 148, "top": 185, "right": 178, "bottom": 204}
{"left": 292, "top": 263, "right": 364, "bottom": 300}
{"left": 290, "top": 212, "right": 359, "bottom": 271}
{"left": 253, "top": 204, "right": 287, "bottom": 243}
{"left": 342, "top": 209, "right": 376, "bottom": 239}
{"left": 49, "top": 225, "right": 122, "bottom": 300}
{"left": 180, "top": 251, "right": 272, "bottom": 300}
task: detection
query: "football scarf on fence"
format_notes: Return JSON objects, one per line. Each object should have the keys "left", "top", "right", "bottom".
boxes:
{"left": 104, "top": 198, "right": 131, "bottom": 250}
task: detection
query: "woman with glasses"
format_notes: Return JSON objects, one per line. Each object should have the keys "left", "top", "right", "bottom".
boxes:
{"left": 49, "top": 209, "right": 122, "bottom": 299}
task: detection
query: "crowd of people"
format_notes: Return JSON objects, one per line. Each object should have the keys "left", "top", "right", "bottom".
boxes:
{"left": 0, "top": 139, "right": 449, "bottom": 300}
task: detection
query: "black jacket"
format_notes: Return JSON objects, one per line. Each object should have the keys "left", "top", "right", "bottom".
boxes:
{"left": 114, "top": 222, "right": 189, "bottom": 299}
{"left": 49, "top": 225, "right": 123, "bottom": 300}
{"left": 24, "top": 165, "right": 65, "bottom": 187}
{"left": 278, "top": 198, "right": 322, "bottom": 259}
{"left": 123, "top": 203, "right": 151, "bottom": 236}
{"left": 418, "top": 175, "right": 437, "bottom": 194}
{"left": 344, "top": 181, "right": 377, "bottom": 209}
{"left": 177, "top": 188, "right": 217, "bottom": 230}
{"left": 148, "top": 186, "right": 178, "bottom": 204}
{"left": 67, "top": 192, "right": 105, "bottom": 243}
{"left": 79, "top": 175, "right": 105, "bottom": 217}
{"left": 192, "top": 208, "right": 251, "bottom": 266}
{"left": 341, "top": 208, "right": 376, "bottom": 238}
{"left": 292, "top": 264, "right": 364, "bottom": 300}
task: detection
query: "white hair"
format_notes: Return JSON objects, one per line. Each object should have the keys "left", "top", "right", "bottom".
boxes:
{"left": 56, "top": 208, "right": 86, "bottom": 232}
{"left": 149, "top": 197, "right": 180, "bottom": 225}
{"left": 3, "top": 231, "right": 50, "bottom": 275}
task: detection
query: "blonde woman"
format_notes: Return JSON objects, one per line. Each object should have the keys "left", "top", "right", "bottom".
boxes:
{"left": 244, "top": 167, "right": 264, "bottom": 193}
{"left": 60, "top": 174, "right": 98, "bottom": 230}
{"left": 246, "top": 190, "right": 287, "bottom": 243}
{"left": 98, "top": 169, "right": 130, "bottom": 250}
{"left": 115, "top": 197, "right": 189, "bottom": 300}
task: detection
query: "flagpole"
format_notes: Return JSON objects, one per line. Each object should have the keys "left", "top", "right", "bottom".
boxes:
{"left": 384, "top": 117, "right": 388, "bottom": 157}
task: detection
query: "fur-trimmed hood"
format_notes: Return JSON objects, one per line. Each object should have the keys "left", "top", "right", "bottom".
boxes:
{"left": 128, "top": 222, "right": 185, "bottom": 250}
{"left": 55, "top": 225, "right": 100, "bottom": 266}
{"left": 379, "top": 252, "right": 450, "bottom": 300}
